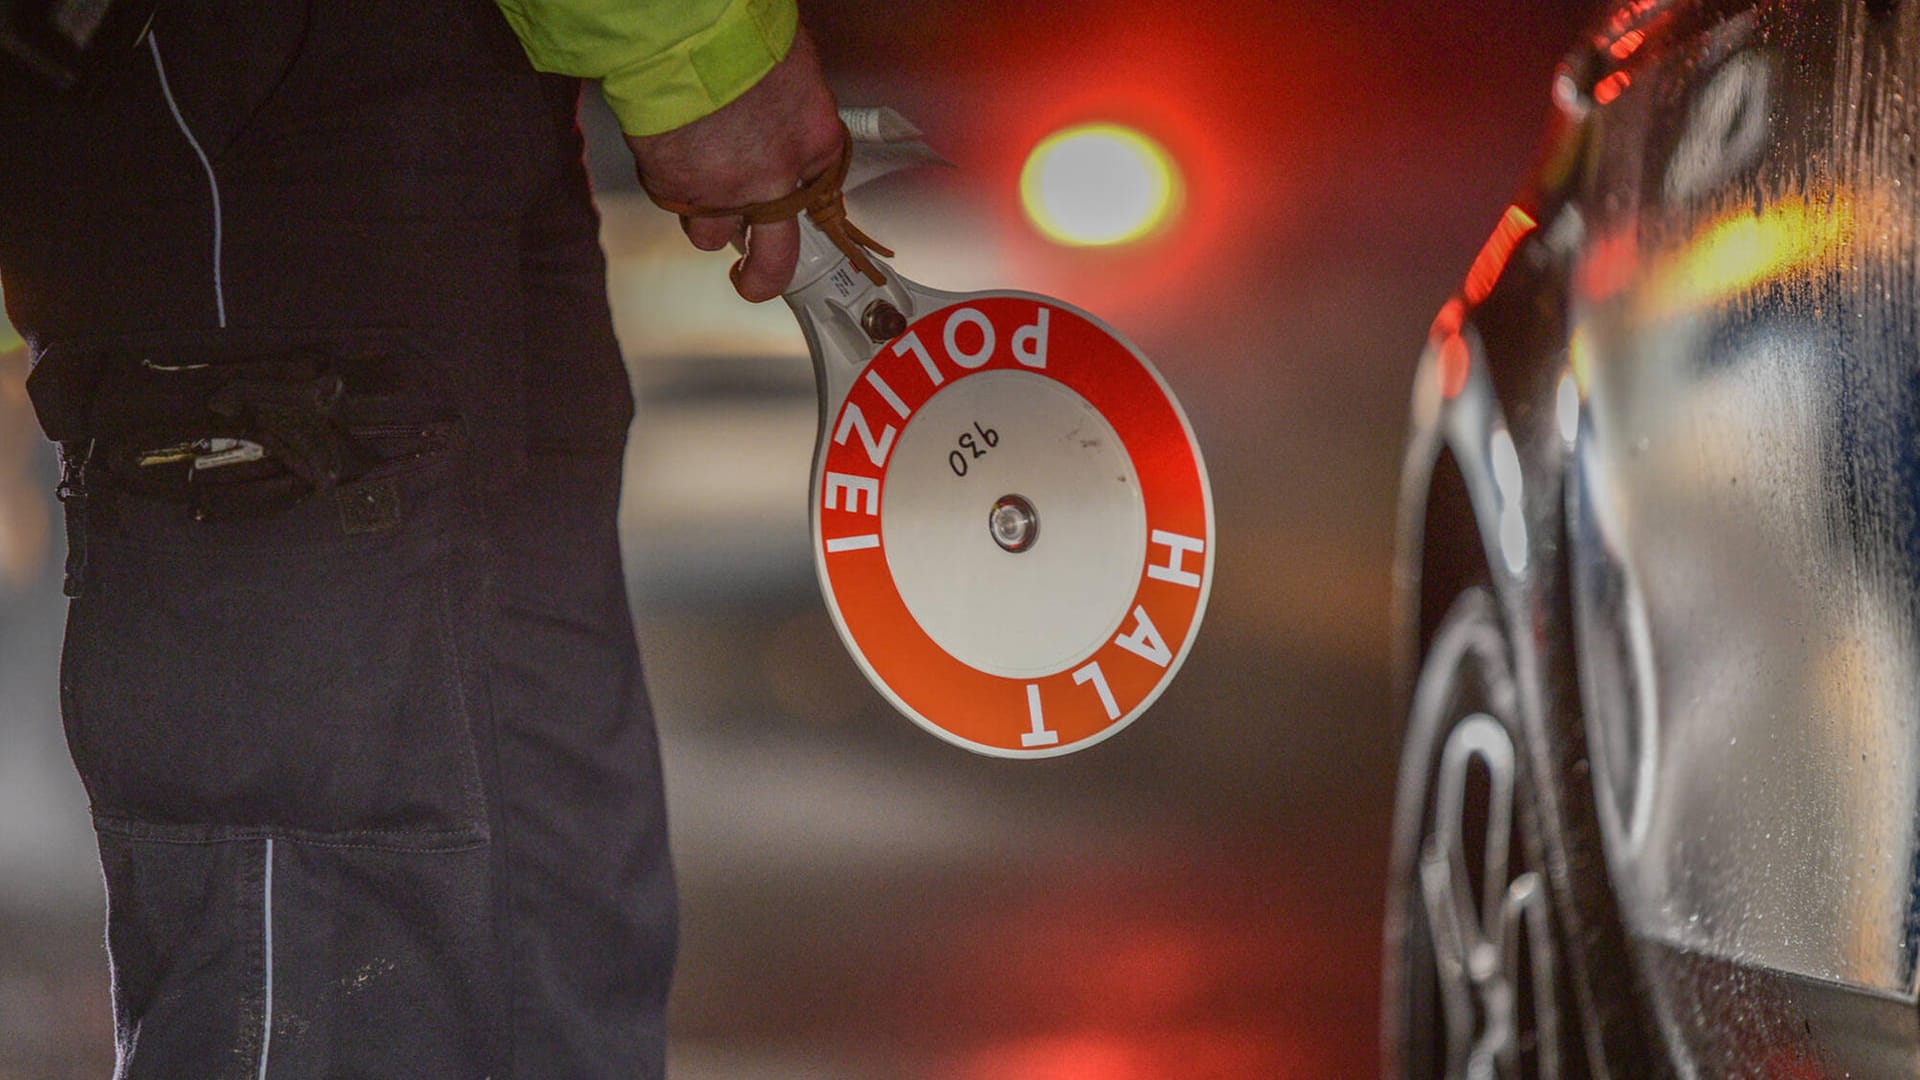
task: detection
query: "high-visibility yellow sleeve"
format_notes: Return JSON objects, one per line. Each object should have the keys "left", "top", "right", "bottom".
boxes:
{"left": 494, "top": 0, "right": 798, "bottom": 136}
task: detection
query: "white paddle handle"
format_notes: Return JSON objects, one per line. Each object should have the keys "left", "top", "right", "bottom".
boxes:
{"left": 783, "top": 213, "right": 963, "bottom": 415}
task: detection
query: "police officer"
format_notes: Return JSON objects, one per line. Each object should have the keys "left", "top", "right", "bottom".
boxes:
{"left": 0, "top": 0, "right": 841, "bottom": 1074}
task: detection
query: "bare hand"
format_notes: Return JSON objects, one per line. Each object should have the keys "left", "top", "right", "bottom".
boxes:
{"left": 625, "top": 28, "right": 843, "bottom": 302}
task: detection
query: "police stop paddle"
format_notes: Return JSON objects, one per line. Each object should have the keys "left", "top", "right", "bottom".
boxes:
{"left": 782, "top": 121, "right": 1214, "bottom": 758}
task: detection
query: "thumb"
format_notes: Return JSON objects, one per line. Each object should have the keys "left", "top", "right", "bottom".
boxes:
{"left": 733, "top": 218, "right": 801, "bottom": 302}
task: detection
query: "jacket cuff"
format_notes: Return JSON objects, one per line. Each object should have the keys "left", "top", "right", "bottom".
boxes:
{"left": 602, "top": 0, "right": 798, "bottom": 136}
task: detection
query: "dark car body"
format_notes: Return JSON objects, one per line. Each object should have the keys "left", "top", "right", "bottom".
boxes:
{"left": 1385, "top": 0, "right": 1920, "bottom": 1075}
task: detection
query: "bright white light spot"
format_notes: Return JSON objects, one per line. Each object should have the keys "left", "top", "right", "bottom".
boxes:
{"left": 1557, "top": 373, "right": 1581, "bottom": 444}
{"left": 1021, "top": 124, "right": 1180, "bottom": 246}
{"left": 1490, "top": 429, "right": 1524, "bottom": 505}
{"left": 1490, "top": 429, "right": 1529, "bottom": 575}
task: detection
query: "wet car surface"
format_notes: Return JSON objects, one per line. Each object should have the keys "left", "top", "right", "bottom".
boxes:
{"left": 1386, "top": 1, "right": 1920, "bottom": 1075}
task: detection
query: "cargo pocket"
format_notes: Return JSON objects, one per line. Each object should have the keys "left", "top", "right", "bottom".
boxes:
{"left": 46, "top": 327, "right": 486, "bottom": 847}
{"left": 60, "top": 451, "right": 488, "bottom": 847}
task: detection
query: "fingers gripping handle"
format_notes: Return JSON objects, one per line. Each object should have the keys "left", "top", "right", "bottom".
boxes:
{"left": 643, "top": 122, "right": 892, "bottom": 282}
{"left": 781, "top": 109, "right": 959, "bottom": 411}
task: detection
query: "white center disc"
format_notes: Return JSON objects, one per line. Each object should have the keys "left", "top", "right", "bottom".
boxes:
{"left": 881, "top": 370, "right": 1146, "bottom": 678}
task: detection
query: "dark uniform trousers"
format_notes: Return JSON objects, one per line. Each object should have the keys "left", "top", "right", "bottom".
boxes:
{"left": 0, "top": 1, "right": 676, "bottom": 1076}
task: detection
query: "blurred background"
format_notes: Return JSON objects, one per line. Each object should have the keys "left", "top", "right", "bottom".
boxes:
{"left": 0, "top": 2, "right": 1590, "bottom": 1076}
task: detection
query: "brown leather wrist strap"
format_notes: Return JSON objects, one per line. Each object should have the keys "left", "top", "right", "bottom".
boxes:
{"left": 643, "top": 123, "right": 894, "bottom": 287}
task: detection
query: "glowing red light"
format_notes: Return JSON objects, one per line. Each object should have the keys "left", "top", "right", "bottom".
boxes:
{"left": 943, "top": 1031, "right": 1290, "bottom": 1080}
{"left": 1594, "top": 70, "right": 1632, "bottom": 106}
{"left": 1463, "top": 205, "right": 1537, "bottom": 306}
{"left": 1609, "top": 28, "right": 1646, "bottom": 59}
{"left": 1429, "top": 298, "right": 1466, "bottom": 343}
{"left": 1604, "top": 0, "right": 1665, "bottom": 38}
{"left": 1594, "top": 0, "right": 1675, "bottom": 75}
{"left": 932, "top": 6, "right": 1263, "bottom": 324}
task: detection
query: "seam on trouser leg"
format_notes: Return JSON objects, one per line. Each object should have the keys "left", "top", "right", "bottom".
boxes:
{"left": 257, "top": 837, "right": 274, "bottom": 1080}
{"left": 147, "top": 30, "right": 228, "bottom": 329}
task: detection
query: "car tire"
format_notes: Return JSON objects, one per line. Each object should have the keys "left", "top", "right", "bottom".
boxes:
{"left": 1383, "top": 584, "right": 1587, "bottom": 1079}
